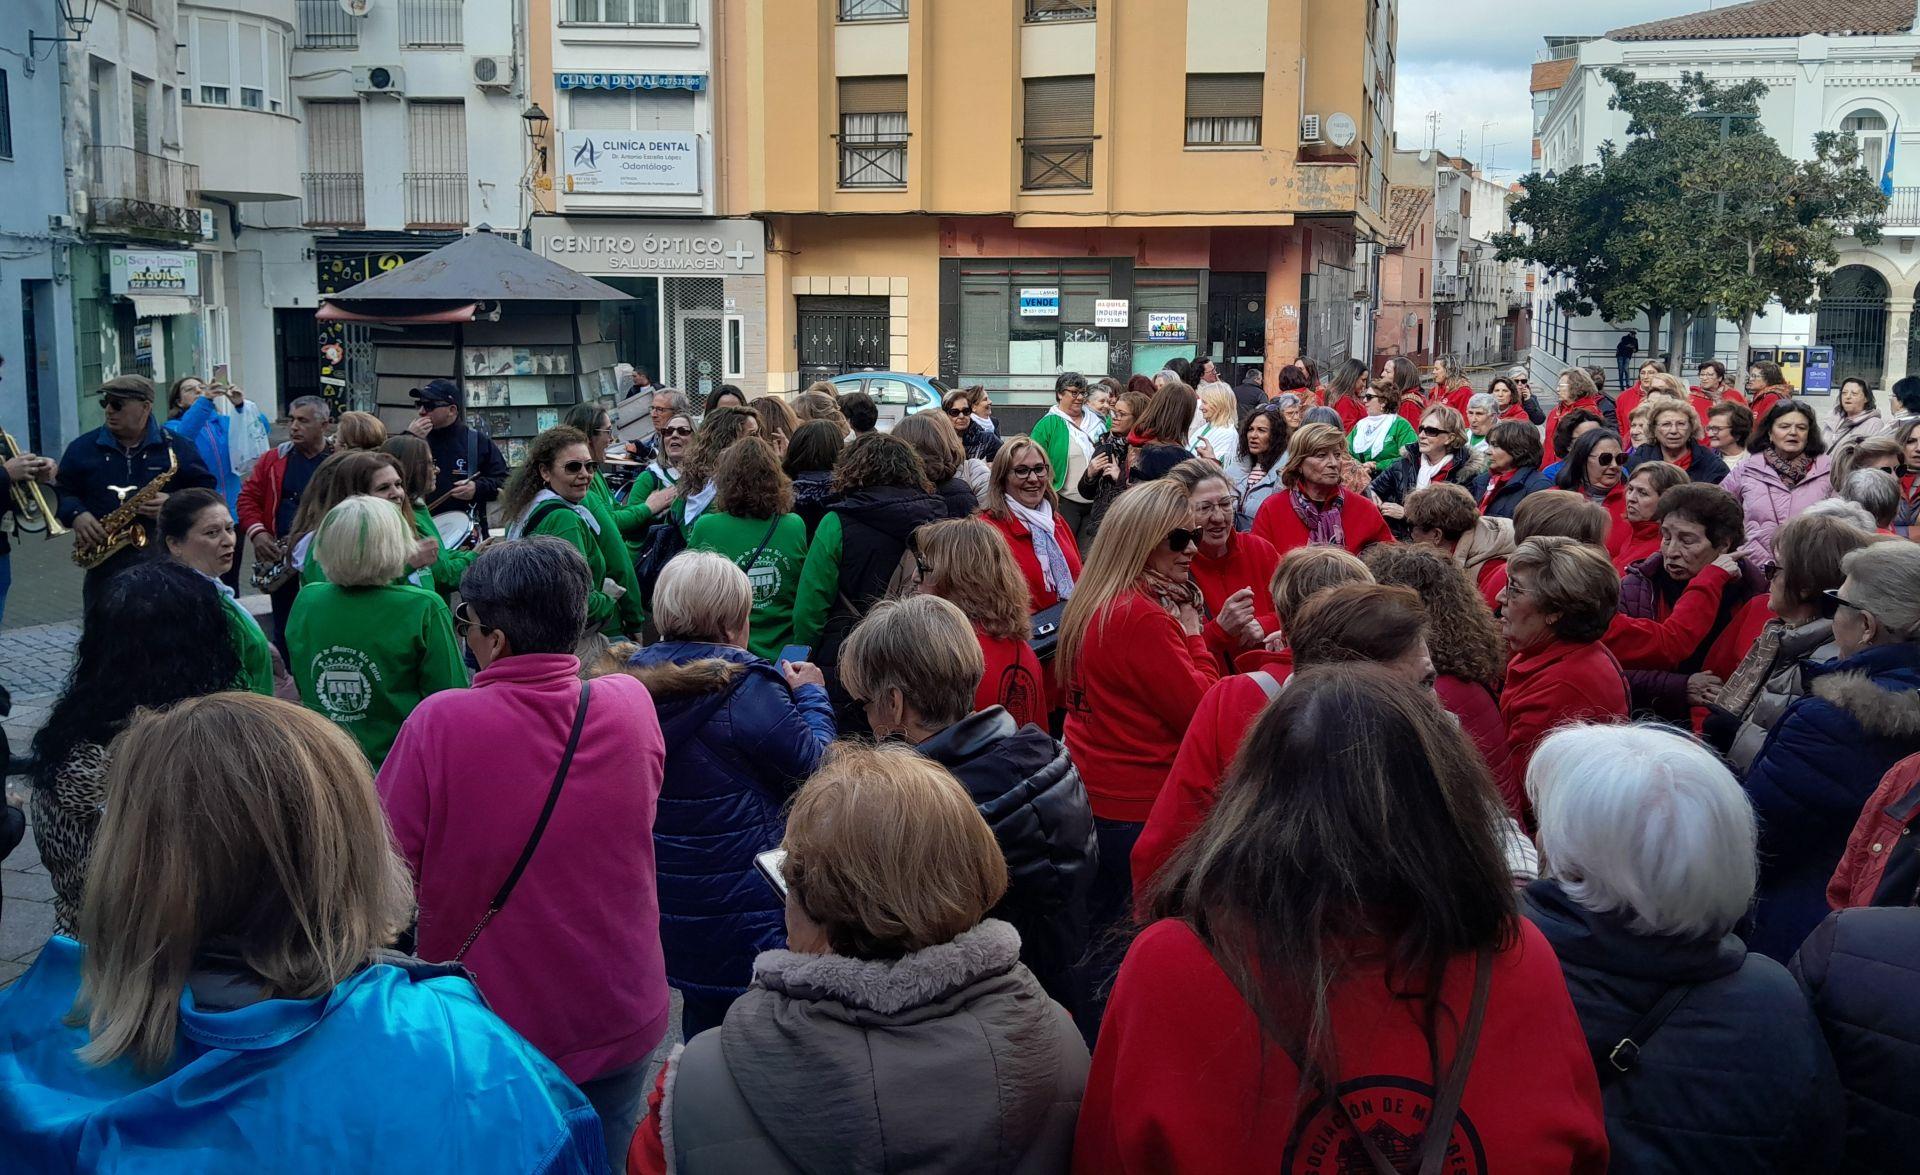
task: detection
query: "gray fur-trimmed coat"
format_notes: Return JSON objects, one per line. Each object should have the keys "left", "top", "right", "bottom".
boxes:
{"left": 652, "top": 920, "right": 1087, "bottom": 1174}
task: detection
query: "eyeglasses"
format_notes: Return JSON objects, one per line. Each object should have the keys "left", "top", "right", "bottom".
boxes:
{"left": 1010, "top": 464, "right": 1049, "bottom": 479}
{"left": 99, "top": 396, "right": 137, "bottom": 410}
{"left": 1192, "top": 498, "right": 1234, "bottom": 518}
{"left": 945, "top": 407, "right": 971, "bottom": 419}
{"left": 1418, "top": 426, "right": 1449, "bottom": 438}
{"left": 1591, "top": 452, "right": 1621, "bottom": 468}
{"left": 1363, "top": 393, "right": 1386, "bottom": 403}
{"left": 1823, "top": 588, "right": 1864, "bottom": 615}
{"left": 551, "top": 460, "right": 592, "bottom": 474}
{"left": 1165, "top": 527, "right": 1198, "bottom": 552}
{"left": 453, "top": 601, "right": 494, "bottom": 636}
{"left": 660, "top": 425, "right": 693, "bottom": 437}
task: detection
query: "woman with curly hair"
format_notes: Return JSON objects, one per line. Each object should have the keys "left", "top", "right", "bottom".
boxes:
{"left": 1362, "top": 542, "right": 1520, "bottom": 818}
{"left": 675, "top": 406, "right": 762, "bottom": 529}
{"left": 750, "top": 394, "right": 799, "bottom": 458}
{"left": 501, "top": 426, "right": 622, "bottom": 631}
{"left": 791, "top": 432, "right": 945, "bottom": 725}
{"left": 687, "top": 437, "right": 809, "bottom": 660}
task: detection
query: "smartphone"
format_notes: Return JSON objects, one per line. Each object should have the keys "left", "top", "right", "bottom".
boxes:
{"left": 776, "top": 644, "right": 811, "bottom": 668}
{"left": 754, "top": 849, "right": 790, "bottom": 898}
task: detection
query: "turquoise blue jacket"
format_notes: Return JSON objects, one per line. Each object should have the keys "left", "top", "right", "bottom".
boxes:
{"left": 165, "top": 395, "right": 240, "bottom": 513}
{"left": 0, "top": 937, "right": 605, "bottom": 1174}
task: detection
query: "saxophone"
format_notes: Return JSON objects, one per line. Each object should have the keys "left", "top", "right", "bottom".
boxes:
{"left": 72, "top": 447, "right": 178, "bottom": 570}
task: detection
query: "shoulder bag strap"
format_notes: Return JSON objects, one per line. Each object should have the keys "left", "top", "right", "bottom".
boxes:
{"left": 1597, "top": 983, "right": 1693, "bottom": 1085}
{"left": 1413, "top": 946, "right": 1495, "bottom": 1175}
{"left": 737, "top": 514, "right": 782, "bottom": 572}
{"left": 452, "top": 680, "right": 592, "bottom": 963}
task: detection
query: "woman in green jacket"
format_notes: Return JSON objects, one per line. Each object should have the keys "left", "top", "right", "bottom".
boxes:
{"left": 286, "top": 494, "right": 467, "bottom": 766}
{"left": 159, "top": 488, "right": 274, "bottom": 695}
{"left": 382, "top": 435, "right": 476, "bottom": 602}
{"left": 1347, "top": 378, "right": 1419, "bottom": 474}
{"left": 686, "top": 435, "right": 809, "bottom": 660}
{"left": 499, "top": 426, "right": 621, "bottom": 632}
{"left": 291, "top": 450, "right": 438, "bottom": 589}
{"left": 561, "top": 403, "right": 648, "bottom": 635}
{"left": 1027, "top": 371, "right": 1104, "bottom": 538}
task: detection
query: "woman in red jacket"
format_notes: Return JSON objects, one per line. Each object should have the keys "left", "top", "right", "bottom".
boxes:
{"left": 910, "top": 518, "right": 1046, "bottom": 729}
{"left": 1497, "top": 536, "right": 1632, "bottom": 802}
{"left": 1169, "top": 459, "right": 1279, "bottom": 669}
{"left": 1612, "top": 460, "right": 1689, "bottom": 571}
{"left": 1079, "top": 666, "right": 1609, "bottom": 1175}
{"left": 1384, "top": 354, "right": 1429, "bottom": 428}
{"left": 980, "top": 437, "right": 1082, "bottom": 615}
{"left": 1744, "top": 359, "right": 1794, "bottom": 436}
{"left": 1554, "top": 428, "right": 1631, "bottom": 561}
{"left": 1542, "top": 366, "right": 1604, "bottom": 464}
{"left": 1057, "top": 478, "right": 1221, "bottom": 1035}
{"left": 1326, "top": 357, "right": 1370, "bottom": 432}
{"left": 1250, "top": 423, "right": 1394, "bottom": 557}
{"left": 1364, "top": 544, "right": 1521, "bottom": 819}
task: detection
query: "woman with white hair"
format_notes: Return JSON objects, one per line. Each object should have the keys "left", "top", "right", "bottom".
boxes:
{"left": 286, "top": 495, "right": 467, "bottom": 766}
{"left": 625, "top": 552, "right": 835, "bottom": 1039}
{"left": 1842, "top": 468, "right": 1900, "bottom": 533}
{"left": 1744, "top": 540, "right": 1920, "bottom": 960}
{"left": 1187, "top": 382, "right": 1240, "bottom": 469}
{"left": 1524, "top": 723, "right": 1843, "bottom": 1172}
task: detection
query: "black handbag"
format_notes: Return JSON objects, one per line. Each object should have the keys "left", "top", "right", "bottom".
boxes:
{"left": 1029, "top": 601, "right": 1067, "bottom": 661}
{"left": 633, "top": 502, "right": 689, "bottom": 610}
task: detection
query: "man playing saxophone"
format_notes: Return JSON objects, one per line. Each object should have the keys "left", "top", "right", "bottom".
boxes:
{"left": 55, "top": 376, "right": 215, "bottom": 605}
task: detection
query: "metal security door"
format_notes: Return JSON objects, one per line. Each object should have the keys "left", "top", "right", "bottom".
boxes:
{"left": 1816, "top": 266, "right": 1888, "bottom": 384}
{"left": 797, "top": 296, "right": 890, "bottom": 381}
{"left": 1206, "top": 274, "right": 1265, "bottom": 379}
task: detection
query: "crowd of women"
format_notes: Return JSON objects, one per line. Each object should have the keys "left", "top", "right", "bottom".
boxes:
{"left": 5, "top": 353, "right": 1920, "bottom": 1174}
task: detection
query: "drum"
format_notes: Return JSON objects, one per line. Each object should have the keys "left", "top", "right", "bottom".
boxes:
{"left": 433, "top": 510, "right": 476, "bottom": 550}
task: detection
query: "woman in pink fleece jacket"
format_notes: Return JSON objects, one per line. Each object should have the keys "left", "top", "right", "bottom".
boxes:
{"left": 377, "top": 538, "right": 670, "bottom": 1166}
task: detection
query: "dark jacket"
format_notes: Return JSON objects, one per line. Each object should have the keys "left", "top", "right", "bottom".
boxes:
{"left": 1480, "top": 463, "right": 1554, "bottom": 520}
{"left": 625, "top": 643, "right": 836, "bottom": 1003}
{"left": 424, "top": 419, "right": 508, "bottom": 507}
{"left": 789, "top": 470, "right": 835, "bottom": 539}
{"left": 1745, "top": 642, "right": 1920, "bottom": 961}
{"left": 54, "top": 418, "right": 216, "bottom": 542}
{"left": 1082, "top": 442, "right": 1193, "bottom": 541}
{"left": 1231, "top": 380, "right": 1265, "bottom": 421}
{"left": 1618, "top": 554, "right": 1767, "bottom": 723}
{"left": 1625, "top": 441, "right": 1730, "bottom": 485}
{"left": 1791, "top": 906, "right": 1920, "bottom": 1174}
{"left": 1369, "top": 443, "right": 1488, "bottom": 538}
{"left": 915, "top": 708, "right": 1097, "bottom": 1013}
{"left": 1525, "top": 880, "right": 1843, "bottom": 1173}
{"left": 816, "top": 484, "right": 947, "bottom": 730}
{"left": 933, "top": 475, "right": 978, "bottom": 519}
{"left": 957, "top": 419, "right": 1002, "bottom": 463}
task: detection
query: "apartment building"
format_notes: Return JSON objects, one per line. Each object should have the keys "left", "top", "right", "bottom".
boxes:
{"left": 716, "top": 0, "right": 1396, "bottom": 418}
{"left": 526, "top": 0, "right": 768, "bottom": 399}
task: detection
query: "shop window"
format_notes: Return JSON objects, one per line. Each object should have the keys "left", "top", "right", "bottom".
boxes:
{"left": 568, "top": 88, "right": 694, "bottom": 132}
{"left": 956, "top": 260, "right": 1119, "bottom": 394}
{"left": 1185, "top": 73, "right": 1262, "bottom": 147}
{"left": 1022, "top": 76, "right": 1093, "bottom": 190}
{"left": 724, "top": 315, "right": 745, "bottom": 380}
{"left": 839, "top": 76, "right": 908, "bottom": 188}
{"left": 1133, "top": 270, "right": 1203, "bottom": 376}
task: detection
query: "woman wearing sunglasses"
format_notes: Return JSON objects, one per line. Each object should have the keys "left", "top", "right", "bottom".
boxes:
{"left": 622, "top": 413, "right": 694, "bottom": 539}
{"left": 500, "top": 426, "right": 622, "bottom": 633}
{"left": 1345, "top": 377, "right": 1417, "bottom": 475}
{"left": 1369, "top": 405, "right": 1486, "bottom": 541}
{"left": 1553, "top": 428, "right": 1631, "bottom": 563}
{"left": 942, "top": 388, "right": 1002, "bottom": 462}
{"left": 1055, "top": 479, "right": 1221, "bottom": 1038}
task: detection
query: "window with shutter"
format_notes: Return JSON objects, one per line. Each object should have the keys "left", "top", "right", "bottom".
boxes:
{"left": 303, "top": 100, "right": 363, "bottom": 226}
{"left": 1022, "top": 76, "right": 1093, "bottom": 189}
{"left": 839, "top": 76, "right": 908, "bottom": 187}
{"left": 406, "top": 100, "right": 468, "bottom": 227}
{"left": 1185, "top": 74, "right": 1262, "bottom": 146}
{"left": 196, "top": 17, "right": 231, "bottom": 106}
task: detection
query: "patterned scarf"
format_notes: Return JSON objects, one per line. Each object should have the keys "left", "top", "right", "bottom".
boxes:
{"left": 1289, "top": 487, "right": 1346, "bottom": 548}
{"left": 1007, "top": 497, "right": 1075, "bottom": 598}
{"left": 1764, "top": 449, "right": 1814, "bottom": 488}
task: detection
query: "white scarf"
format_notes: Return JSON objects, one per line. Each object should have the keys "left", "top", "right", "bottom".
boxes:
{"left": 1351, "top": 413, "right": 1397, "bottom": 454}
{"left": 1048, "top": 404, "right": 1101, "bottom": 458}
{"left": 1415, "top": 453, "right": 1451, "bottom": 490}
{"left": 509, "top": 488, "right": 601, "bottom": 539}
{"left": 1007, "top": 497, "right": 1074, "bottom": 597}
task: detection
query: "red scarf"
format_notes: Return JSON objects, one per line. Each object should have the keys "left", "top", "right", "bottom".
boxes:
{"left": 1481, "top": 469, "right": 1515, "bottom": 510}
{"left": 1667, "top": 447, "right": 1693, "bottom": 470}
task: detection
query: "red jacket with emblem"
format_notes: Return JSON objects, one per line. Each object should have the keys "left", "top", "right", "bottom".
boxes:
{"left": 1073, "top": 918, "right": 1609, "bottom": 1175}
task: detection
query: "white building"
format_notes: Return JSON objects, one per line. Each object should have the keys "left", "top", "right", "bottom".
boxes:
{"left": 1530, "top": 0, "right": 1920, "bottom": 397}
{"left": 531, "top": 0, "right": 767, "bottom": 400}
{"left": 1425, "top": 155, "right": 1523, "bottom": 369}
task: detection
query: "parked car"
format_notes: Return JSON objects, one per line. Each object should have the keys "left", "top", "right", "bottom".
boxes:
{"left": 826, "top": 372, "right": 950, "bottom": 430}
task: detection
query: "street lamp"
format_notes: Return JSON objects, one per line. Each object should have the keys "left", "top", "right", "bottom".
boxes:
{"left": 29, "top": 0, "right": 104, "bottom": 52}
{"left": 522, "top": 103, "right": 551, "bottom": 173}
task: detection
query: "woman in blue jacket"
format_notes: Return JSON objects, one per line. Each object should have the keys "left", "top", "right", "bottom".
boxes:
{"left": 0, "top": 693, "right": 603, "bottom": 1175}
{"left": 1745, "top": 541, "right": 1920, "bottom": 962}
{"left": 625, "top": 552, "right": 836, "bottom": 1040}
{"left": 165, "top": 377, "right": 242, "bottom": 584}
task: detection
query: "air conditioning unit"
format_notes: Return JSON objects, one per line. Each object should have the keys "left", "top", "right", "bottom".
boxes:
{"left": 470, "top": 55, "right": 514, "bottom": 90}
{"left": 353, "top": 65, "right": 406, "bottom": 97}
{"left": 49, "top": 212, "right": 77, "bottom": 231}
{"left": 1300, "top": 114, "right": 1323, "bottom": 144}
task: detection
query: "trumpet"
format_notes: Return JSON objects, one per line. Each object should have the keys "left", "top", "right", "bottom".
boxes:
{"left": 1, "top": 429, "right": 67, "bottom": 538}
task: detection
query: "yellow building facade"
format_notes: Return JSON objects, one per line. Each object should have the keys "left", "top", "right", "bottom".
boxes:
{"left": 715, "top": 0, "right": 1396, "bottom": 417}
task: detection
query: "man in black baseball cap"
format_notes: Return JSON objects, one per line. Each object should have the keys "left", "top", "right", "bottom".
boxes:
{"left": 406, "top": 377, "right": 506, "bottom": 531}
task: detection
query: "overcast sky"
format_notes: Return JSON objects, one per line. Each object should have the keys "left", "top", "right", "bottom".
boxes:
{"left": 1392, "top": 0, "right": 1717, "bottom": 180}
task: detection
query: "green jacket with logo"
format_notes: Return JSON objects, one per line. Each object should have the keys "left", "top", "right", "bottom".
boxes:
{"left": 686, "top": 510, "right": 810, "bottom": 661}
{"left": 286, "top": 581, "right": 468, "bottom": 767}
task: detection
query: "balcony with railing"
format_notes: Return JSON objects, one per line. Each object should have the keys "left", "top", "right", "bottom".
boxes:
{"left": 304, "top": 173, "right": 365, "bottom": 227}
{"left": 84, "top": 146, "right": 200, "bottom": 238}
{"left": 1027, "top": 0, "right": 1094, "bottom": 20}
{"left": 1435, "top": 207, "right": 1462, "bottom": 237}
{"left": 838, "top": 135, "right": 908, "bottom": 189}
{"left": 1022, "top": 137, "right": 1093, "bottom": 190}
{"left": 296, "top": 0, "right": 359, "bottom": 48}
{"left": 839, "top": 0, "right": 906, "bottom": 19}
{"left": 405, "top": 172, "right": 468, "bottom": 228}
